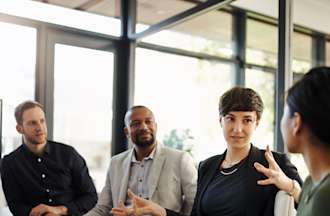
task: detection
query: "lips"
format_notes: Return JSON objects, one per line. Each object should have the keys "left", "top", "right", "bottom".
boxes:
{"left": 230, "top": 136, "right": 244, "bottom": 139}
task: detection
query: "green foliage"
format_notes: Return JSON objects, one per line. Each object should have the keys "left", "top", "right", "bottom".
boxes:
{"left": 163, "top": 129, "right": 194, "bottom": 155}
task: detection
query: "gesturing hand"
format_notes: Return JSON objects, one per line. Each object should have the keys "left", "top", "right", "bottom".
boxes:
{"left": 254, "top": 145, "right": 292, "bottom": 192}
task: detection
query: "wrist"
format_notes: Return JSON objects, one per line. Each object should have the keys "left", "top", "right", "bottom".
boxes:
{"left": 287, "top": 179, "right": 296, "bottom": 196}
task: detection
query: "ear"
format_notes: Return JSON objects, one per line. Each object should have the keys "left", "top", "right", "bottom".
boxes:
{"left": 292, "top": 112, "right": 302, "bottom": 136}
{"left": 16, "top": 124, "right": 23, "bottom": 134}
{"left": 124, "top": 127, "right": 130, "bottom": 138}
{"left": 219, "top": 116, "right": 223, "bottom": 127}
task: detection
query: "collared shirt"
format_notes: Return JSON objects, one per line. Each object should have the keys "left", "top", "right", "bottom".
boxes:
{"left": 126, "top": 146, "right": 156, "bottom": 206}
{"left": 0, "top": 140, "right": 97, "bottom": 216}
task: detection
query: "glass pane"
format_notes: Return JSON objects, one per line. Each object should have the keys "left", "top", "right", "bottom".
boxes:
{"left": 140, "top": 10, "right": 233, "bottom": 58}
{"left": 326, "top": 41, "right": 330, "bottom": 66}
{"left": 0, "top": 21, "right": 36, "bottom": 156}
{"left": 53, "top": 44, "right": 114, "bottom": 192}
{"left": 0, "top": 1, "right": 120, "bottom": 36}
{"left": 292, "top": 32, "right": 312, "bottom": 74}
{"left": 137, "top": 0, "right": 195, "bottom": 30}
{"left": 135, "top": 48, "right": 234, "bottom": 162}
{"left": 245, "top": 69, "right": 275, "bottom": 150}
{"left": 247, "top": 19, "right": 277, "bottom": 67}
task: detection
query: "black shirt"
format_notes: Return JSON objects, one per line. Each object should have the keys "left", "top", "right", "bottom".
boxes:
{"left": 0, "top": 141, "right": 97, "bottom": 216}
{"left": 201, "top": 159, "right": 248, "bottom": 216}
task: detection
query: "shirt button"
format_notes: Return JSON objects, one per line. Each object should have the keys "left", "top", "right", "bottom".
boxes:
{"left": 37, "top": 158, "right": 42, "bottom": 163}
{"left": 138, "top": 178, "right": 142, "bottom": 182}
{"left": 141, "top": 164, "right": 144, "bottom": 168}
{"left": 49, "top": 198, "right": 52, "bottom": 203}
{"left": 46, "top": 189, "right": 50, "bottom": 193}
{"left": 41, "top": 174, "right": 46, "bottom": 179}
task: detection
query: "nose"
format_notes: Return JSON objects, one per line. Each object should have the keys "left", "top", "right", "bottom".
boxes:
{"left": 232, "top": 121, "right": 243, "bottom": 133}
{"left": 139, "top": 121, "right": 148, "bottom": 130}
{"left": 35, "top": 122, "right": 43, "bottom": 131}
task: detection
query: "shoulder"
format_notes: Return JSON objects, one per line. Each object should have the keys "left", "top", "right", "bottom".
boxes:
{"left": 315, "top": 176, "right": 330, "bottom": 202}
{"left": 251, "top": 145, "right": 288, "bottom": 164}
{"left": 199, "top": 154, "right": 222, "bottom": 170}
{"left": 49, "top": 140, "right": 75, "bottom": 152}
{"left": 159, "top": 145, "right": 194, "bottom": 163}
{"left": 110, "top": 149, "right": 132, "bottom": 163}
{"left": 2, "top": 145, "right": 24, "bottom": 164}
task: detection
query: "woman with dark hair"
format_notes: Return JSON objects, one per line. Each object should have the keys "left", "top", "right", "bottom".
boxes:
{"left": 279, "top": 66, "right": 330, "bottom": 216}
{"left": 188, "top": 86, "right": 302, "bottom": 216}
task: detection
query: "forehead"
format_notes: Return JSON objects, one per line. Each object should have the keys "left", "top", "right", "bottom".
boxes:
{"left": 128, "top": 108, "right": 154, "bottom": 121}
{"left": 22, "top": 107, "right": 45, "bottom": 122}
{"left": 225, "top": 111, "right": 257, "bottom": 118}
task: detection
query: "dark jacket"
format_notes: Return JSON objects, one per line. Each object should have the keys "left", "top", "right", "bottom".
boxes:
{"left": 191, "top": 145, "right": 302, "bottom": 216}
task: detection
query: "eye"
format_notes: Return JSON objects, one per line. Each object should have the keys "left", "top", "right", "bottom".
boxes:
{"left": 145, "top": 119, "right": 154, "bottom": 125}
{"left": 243, "top": 119, "right": 253, "bottom": 124}
{"left": 225, "top": 116, "right": 234, "bottom": 122}
{"left": 130, "top": 121, "right": 140, "bottom": 127}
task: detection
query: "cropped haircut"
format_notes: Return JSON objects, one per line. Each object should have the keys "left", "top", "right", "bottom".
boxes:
{"left": 219, "top": 86, "right": 264, "bottom": 120}
{"left": 124, "top": 105, "right": 153, "bottom": 127}
{"left": 287, "top": 66, "right": 330, "bottom": 147}
{"left": 15, "top": 101, "right": 44, "bottom": 125}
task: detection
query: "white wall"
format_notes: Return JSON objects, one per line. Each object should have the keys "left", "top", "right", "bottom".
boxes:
{"left": 232, "top": 0, "right": 330, "bottom": 35}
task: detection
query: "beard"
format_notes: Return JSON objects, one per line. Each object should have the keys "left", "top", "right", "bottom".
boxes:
{"left": 133, "top": 132, "right": 155, "bottom": 147}
{"left": 24, "top": 134, "right": 47, "bottom": 146}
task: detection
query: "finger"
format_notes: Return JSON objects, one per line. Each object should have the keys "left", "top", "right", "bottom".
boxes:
{"left": 257, "top": 178, "right": 273, "bottom": 185}
{"left": 254, "top": 162, "right": 272, "bottom": 177}
{"left": 119, "top": 200, "right": 126, "bottom": 208}
{"left": 111, "top": 209, "right": 126, "bottom": 216}
{"left": 265, "top": 148, "right": 279, "bottom": 169}
{"left": 127, "top": 189, "right": 137, "bottom": 199}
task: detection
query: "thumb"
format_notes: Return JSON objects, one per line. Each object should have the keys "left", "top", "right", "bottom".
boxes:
{"left": 119, "top": 200, "right": 125, "bottom": 208}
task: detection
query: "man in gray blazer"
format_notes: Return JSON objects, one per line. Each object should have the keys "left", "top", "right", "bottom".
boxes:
{"left": 85, "top": 105, "right": 197, "bottom": 216}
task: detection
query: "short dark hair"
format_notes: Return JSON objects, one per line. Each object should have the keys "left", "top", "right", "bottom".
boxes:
{"left": 15, "top": 100, "right": 44, "bottom": 124}
{"left": 287, "top": 66, "right": 330, "bottom": 147}
{"left": 219, "top": 86, "right": 264, "bottom": 120}
{"left": 124, "top": 105, "right": 154, "bottom": 127}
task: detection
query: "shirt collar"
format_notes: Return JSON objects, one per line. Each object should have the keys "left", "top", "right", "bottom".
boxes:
{"left": 131, "top": 143, "right": 157, "bottom": 163}
{"left": 21, "top": 140, "right": 51, "bottom": 156}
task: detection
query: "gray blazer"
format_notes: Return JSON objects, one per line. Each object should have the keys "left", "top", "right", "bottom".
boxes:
{"left": 85, "top": 144, "right": 197, "bottom": 216}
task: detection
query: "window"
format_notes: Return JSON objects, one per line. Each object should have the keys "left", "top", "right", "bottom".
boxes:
{"left": 245, "top": 68, "right": 275, "bottom": 150}
{"left": 140, "top": 10, "right": 233, "bottom": 58}
{"left": 292, "top": 32, "right": 312, "bottom": 74}
{"left": 53, "top": 44, "right": 114, "bottom": 192}
{"left": 135, "top": 48, "right": 234, "bottom": 162}
{"left": 137, "top": 0, "right": 195, "bottom": 30}
{"left": 0, "top": 21, "right": 36, "bottom": 156}
{"left": 246, "top": 19, "right": 277, "bottom": 67}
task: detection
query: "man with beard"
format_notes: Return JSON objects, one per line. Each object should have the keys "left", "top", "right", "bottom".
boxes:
{"left": 0, "top": 101, "right": 97, "bottom": 216}
{"left": 86, "top": 106, "right": 197, "bottom": 216}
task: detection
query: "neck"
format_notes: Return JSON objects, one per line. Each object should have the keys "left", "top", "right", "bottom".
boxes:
{"left": 226, "top": 143, "right": 251, "bottom": 163}
{"left": 303, "top": 145, "right": 330, "bottom": 183}
{"left": 134, "top": 143, "right": 156, "bottom": 161}
{"left": 24, "top": 141, "right": 47, "bottom": 155}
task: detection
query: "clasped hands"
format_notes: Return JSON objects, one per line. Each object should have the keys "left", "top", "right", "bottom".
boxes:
{"left": 29, "top": 204, "right": 68, "bottom": 216}
{"left": 111, "top": 189, "right": 166, "bottom": 216}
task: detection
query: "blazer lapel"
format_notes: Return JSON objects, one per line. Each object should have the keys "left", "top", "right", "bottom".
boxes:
{"left": 148, "top": 144, "right": 165, "bottom": 198}
{"left": 197, "top": 154, "right": 224, "bottom": 215}
{"left": 118, "top": 149, "right": 134, "bottom": 203}
{"left": 246, "top": 145, "right": 264, "bottom": 216}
